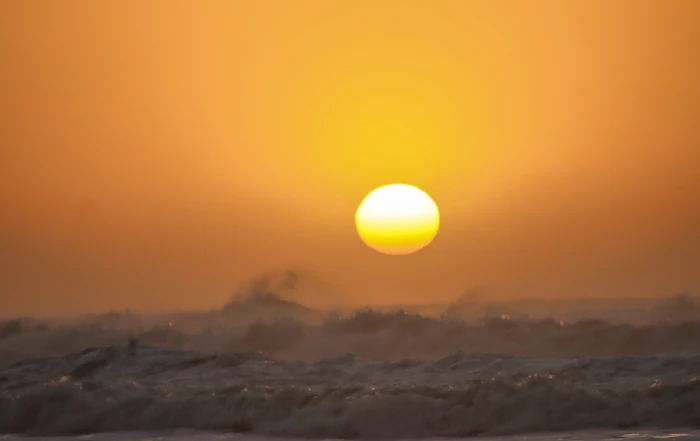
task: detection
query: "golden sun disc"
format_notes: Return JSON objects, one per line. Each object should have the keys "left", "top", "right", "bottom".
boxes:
{"left": 355, "top": 184, "right": 440, "bottom": 255}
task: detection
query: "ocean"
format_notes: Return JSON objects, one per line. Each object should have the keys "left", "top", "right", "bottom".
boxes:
{"left": 1, "top": 292, "right": 700, "bottom": 440}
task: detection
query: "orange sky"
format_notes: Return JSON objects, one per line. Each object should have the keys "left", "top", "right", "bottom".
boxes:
{"left": 1, "top": 1, "right": 699, "bottom": 317}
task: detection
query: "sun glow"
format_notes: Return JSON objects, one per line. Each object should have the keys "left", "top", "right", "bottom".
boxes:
{"left": 355, "top": 184, "right": 440, "bottom": 255}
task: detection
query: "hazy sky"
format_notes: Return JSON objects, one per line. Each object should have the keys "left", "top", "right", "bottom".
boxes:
{"left": 1, "top": 1, "right": 699, "bottom": 317}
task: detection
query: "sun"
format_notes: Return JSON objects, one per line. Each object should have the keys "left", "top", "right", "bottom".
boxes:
{"left": 355, "top": 184, "right": 440, "bottom": 255}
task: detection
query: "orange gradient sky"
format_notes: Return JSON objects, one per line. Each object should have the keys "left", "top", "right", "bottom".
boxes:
{"left": 1, "top": 1, "right": 699, "bottom": 317}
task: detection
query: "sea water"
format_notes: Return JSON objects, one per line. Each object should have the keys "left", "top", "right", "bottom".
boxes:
{"left": 1, "top": 344, "right": 699, "bottom": 439}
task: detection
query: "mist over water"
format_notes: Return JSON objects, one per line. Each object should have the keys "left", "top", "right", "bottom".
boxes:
{"left": 2, "top": 272, "right": 698, "bottom": 366}
{"left": 1, "top": 272, "right": 699, "bottom": 438}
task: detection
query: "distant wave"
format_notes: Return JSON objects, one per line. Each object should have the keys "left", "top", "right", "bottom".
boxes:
{"left": 1, "top": 344, "right": 699, "bottom": 437}
{"left": 3, "top": 304, "right": 700, "bottom": 367}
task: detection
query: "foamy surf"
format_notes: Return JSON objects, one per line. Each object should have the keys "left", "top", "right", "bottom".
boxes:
{"left": 1, "top": 343, "right": 699, "bottom": 438}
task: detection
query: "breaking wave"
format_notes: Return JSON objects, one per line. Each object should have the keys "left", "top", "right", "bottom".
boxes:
{"left": 1, "top": 344, "right": 699, "bottom": 437}
{"left": 2, "top": 276, "right": 700, "bottom": 437}
{"left": 3, "top": 296, "right": 700, "bottom": 366}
